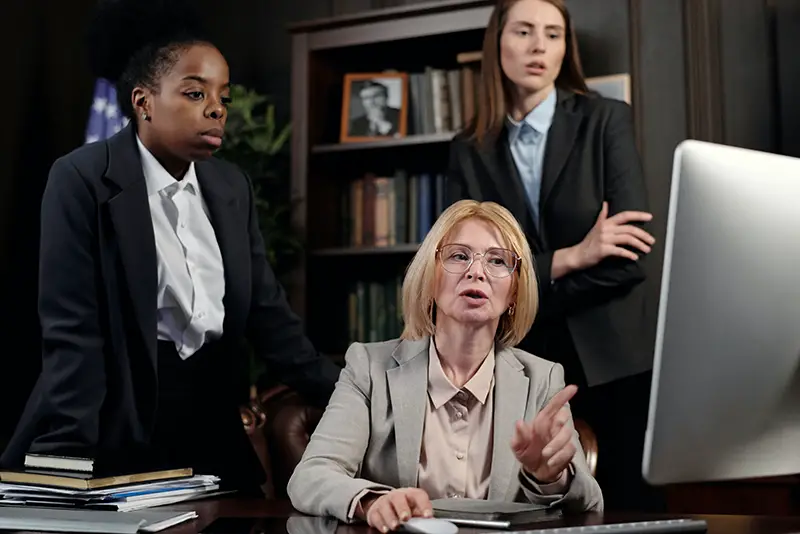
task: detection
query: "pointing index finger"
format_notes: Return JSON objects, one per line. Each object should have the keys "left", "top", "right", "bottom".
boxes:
{"left": 540, "top": 385, "right": 578, "bottom": 420}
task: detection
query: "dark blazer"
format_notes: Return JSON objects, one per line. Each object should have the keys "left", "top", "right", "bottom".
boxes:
{"left": 348, "top": 107, "right": 401, "bottom": 137}
{"left": 447, "top": 90, "right": 651, "bottom": 387}
{"left": 0, "top": 125, "right": 341, "bottom": 476}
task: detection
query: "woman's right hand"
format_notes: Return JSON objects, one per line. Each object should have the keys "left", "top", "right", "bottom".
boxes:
{"left": 362, "top": 488, "right": 434, "bottom": 532}
{"left": 572, "top": 202, "right": 655, "bottom": 270}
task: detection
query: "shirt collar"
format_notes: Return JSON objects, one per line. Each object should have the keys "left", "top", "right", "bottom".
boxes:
{"left": 136, "top": 134, "right": 199, "bottom": 197}
{"left": 507, "top": 87, "right": 557, "bottom": 142}
{"left": 427, "top": 338, "right": 496, "bottom": 409}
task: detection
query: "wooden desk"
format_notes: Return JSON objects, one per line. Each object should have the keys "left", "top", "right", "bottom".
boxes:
{"left": 665, "top": 477, "right": 800, "bottom": 516}
{"left": 158, "top": 497, "right": 800, "bottom": 534}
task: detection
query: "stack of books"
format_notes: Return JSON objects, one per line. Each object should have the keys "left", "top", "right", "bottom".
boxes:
{"left": 0, "top": 453, "right": 223, "bottom": 512}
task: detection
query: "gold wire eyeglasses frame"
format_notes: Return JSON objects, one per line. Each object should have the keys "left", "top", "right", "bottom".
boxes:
{"left": 435, "top": 243, "right": 520, "bottom": 278}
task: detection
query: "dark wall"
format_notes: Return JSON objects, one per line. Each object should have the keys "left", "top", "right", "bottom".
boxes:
{"left": 567, "top": 0, "right": 631, "bottom": 77}
{"left": 196, "top": 0, "right": 335, "bottom": 121}
{"left": 719, "top": 0, "right": 778, "bottom": 153}
{"left": 634, "top": 0, "right": 689, "bottom": 358}
{"left": 0, "top": 0, "right": 97, "bottom": 447}
{"left": 773, "top": 0, "right": 800, "bottom": 157}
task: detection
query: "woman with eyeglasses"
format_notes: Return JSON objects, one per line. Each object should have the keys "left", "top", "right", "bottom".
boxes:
{"left": 287, "top": 200, "right": 602, "bottom": 531}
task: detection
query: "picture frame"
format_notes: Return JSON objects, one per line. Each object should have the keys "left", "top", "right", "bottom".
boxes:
{"left": 340, "top": 72, "right": 408, "bottom": 143}
{"left": 586, "top": 73, "right": 631, "bottom": 104}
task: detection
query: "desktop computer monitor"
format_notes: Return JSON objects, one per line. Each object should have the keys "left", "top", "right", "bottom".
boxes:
{"left": 642, "top": 139, "right": 800, "bottom": 485}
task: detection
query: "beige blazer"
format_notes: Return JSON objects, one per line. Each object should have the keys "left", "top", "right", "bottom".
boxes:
{"left": 287, "top": 337, "right": 603, "bottom": 522}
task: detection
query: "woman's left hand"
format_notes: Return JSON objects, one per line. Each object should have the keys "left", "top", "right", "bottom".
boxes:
{"left": 511, "top": 385, "right": 578, "bottom": 483}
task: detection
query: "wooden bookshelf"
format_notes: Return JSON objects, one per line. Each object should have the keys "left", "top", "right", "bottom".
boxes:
{"left": 288, "top": 0, "right": 493, "bottom": 356}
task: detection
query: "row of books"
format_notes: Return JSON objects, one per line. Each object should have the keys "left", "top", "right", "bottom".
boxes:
{"left": 408, "top": 52, "right": 481, "bottom": 135}
{"left": 347, "top": 276, "right": 404, "bottom": 345}
{"left": 341, "top": 170, "right": 450, "bottom": 247}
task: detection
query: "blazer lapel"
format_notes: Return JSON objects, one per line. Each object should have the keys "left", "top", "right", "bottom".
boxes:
{"left": 476, "top": 130, "right": 542, "bottom": 247}
{"left": 105, "top": 126, "right": 158, "bottom": 369}
{"left": 488, "top": 349, "right": 529, "bottom": 500}
{"left": 195, "top": 162, "right": 250, "bottom": 337}
{"left": 386, "top": 338, "right": 429, "bottom": 488}
{"left": 539, "top": 90, "right": 582, "bottom": 210}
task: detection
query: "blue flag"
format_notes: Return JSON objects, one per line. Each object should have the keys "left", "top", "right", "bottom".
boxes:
{"left": 85, "top": 78, "right": 129, "bottom": 144}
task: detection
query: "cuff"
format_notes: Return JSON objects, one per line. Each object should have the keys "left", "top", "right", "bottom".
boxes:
{"left": 520, "top": 464, "right": 574, "bottom": 496}
{"left": 347, "top": 488, "right": 391, "bottom": 521}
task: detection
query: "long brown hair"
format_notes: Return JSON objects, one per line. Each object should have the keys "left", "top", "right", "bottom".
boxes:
{"left": 468, "top": 0, "right": 589, "bottom": 144}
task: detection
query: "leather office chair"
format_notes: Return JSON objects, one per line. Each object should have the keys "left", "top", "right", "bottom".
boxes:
{"left": 242, "top": 385, "right": 599, "bottom": 499}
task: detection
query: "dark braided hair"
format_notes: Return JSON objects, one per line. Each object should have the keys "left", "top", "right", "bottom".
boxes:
{"left": 87, "top": 0, "right": 212, "bottom": 119}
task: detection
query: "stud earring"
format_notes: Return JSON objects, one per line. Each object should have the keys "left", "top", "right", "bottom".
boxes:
{"left": 141, "top": 112, "right": 148, "bottom": 121}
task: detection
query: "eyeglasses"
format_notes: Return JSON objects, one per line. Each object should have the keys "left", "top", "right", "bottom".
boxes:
{"left": 437, "top": 244, "right": 519, "bottom": 278}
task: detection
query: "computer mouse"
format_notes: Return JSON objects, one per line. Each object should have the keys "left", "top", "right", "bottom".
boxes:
{"left": 402, "top": 517, "right": 459, "bottom": 534}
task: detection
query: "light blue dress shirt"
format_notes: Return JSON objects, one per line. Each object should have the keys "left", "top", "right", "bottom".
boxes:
{"left": 507, "top": 89, "right": 557, "bottom": 228}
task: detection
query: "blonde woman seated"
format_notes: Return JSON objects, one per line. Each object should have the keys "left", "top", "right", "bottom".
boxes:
{"left": 287, "top": 200, "right": 602, "bottom": 530}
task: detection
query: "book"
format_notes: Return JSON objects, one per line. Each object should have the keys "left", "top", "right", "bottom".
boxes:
{"left": 431, "top": 498, "right": 562, "bottom": 527}
{"left": 24, "top": 454, "right": 94, "bottom": 473}
{"left": 0, "top": 468, "right": 193, "bottom": 490}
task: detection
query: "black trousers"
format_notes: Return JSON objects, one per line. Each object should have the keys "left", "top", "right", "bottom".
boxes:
{"left": 149, "top": 340, "right": 265, "bottom": 496}
{"left": 527, "top": 321, "right": 667, "bottom": 513}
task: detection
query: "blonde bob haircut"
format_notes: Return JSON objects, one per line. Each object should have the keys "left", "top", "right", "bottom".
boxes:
{"left": 401, "top": 199, "right": 538, "bottom": 349}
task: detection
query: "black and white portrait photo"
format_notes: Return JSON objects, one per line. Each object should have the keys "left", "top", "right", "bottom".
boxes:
{"left": 340, "top": 73, "right": 407, "bottom": 142}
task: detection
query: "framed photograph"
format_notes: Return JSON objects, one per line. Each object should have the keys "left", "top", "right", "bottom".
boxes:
{"left": 586, "top": 73, "right": 631, "bottom": 104}
{"left": 340, "top": 72, "right": 408, "bottom": 143}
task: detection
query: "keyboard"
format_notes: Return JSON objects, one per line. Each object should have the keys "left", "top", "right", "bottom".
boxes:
{"left": 502, "top": 519, "right": 708, "bottom": 534}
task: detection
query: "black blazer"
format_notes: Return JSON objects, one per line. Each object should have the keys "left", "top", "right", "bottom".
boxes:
{"left": 349, "top": 107, "right": 401, "bottom": 137}
{"left": 1, "top": 125, "right": 341, "bottom": 472}
{"left": 447, "top": 90, "right": 652, "bottom": 386}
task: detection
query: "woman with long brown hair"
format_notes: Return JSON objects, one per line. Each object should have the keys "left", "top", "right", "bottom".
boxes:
{"left": 447, "top": 0, "right": 662, "bottom": 512}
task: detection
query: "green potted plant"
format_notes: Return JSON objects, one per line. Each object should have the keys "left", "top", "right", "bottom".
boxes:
{"left": 215, "top": 84, "right": 302, "bottom": 388}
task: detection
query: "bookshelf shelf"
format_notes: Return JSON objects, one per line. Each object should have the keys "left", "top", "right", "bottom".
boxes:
{"left": 311, "top": 244, "right": 420, "bottom": 256}
{"left": 312, "top": 132, "right": 455, "bottom": 154}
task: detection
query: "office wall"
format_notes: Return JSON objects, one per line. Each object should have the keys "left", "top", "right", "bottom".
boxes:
{"left": 719, "top": 0, "right": 778, "bottom": 153}
{"left": 633, "top": 0, "right": 689, "bottom": 358}
{"left": 196, "top": 0, "right": 335, "bottom": 121}
{"left": 773, "top": 0, "right": 800, "bottom": 157}
{"left": 0, "top": 0, "right": 98, "bottom": 448}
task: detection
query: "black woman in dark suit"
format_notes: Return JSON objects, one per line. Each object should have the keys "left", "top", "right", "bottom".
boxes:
{"left": 0, "top": 0, "right": 341, "bottom": 495}
{"left": 447, "top": 0, "right": 662, "bottom": 512}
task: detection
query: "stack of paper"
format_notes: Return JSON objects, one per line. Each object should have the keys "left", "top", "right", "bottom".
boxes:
{"left": 0, "top": 474, "right": 222, "bottom": 512}
{"left": 0, "top": 506, "right": 198, "bottom": 533}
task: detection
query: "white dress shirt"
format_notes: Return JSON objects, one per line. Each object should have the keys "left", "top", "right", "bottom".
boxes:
{"left": 136, "top": 136, "right": 226, "bottom": 359}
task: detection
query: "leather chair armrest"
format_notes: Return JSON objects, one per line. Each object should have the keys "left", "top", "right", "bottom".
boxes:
{"left": 574, "top": 418, "right": 598, "bottom": 477}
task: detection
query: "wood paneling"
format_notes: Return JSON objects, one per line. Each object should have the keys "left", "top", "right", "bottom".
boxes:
{"left": 719, "top": 0, "right": 778, "bottom": 153}
{"left": 630, "top": 0, "right": 688, "bottom": 371}
{"left": 683, "top": 0, "right": 725, "bottom": 143}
